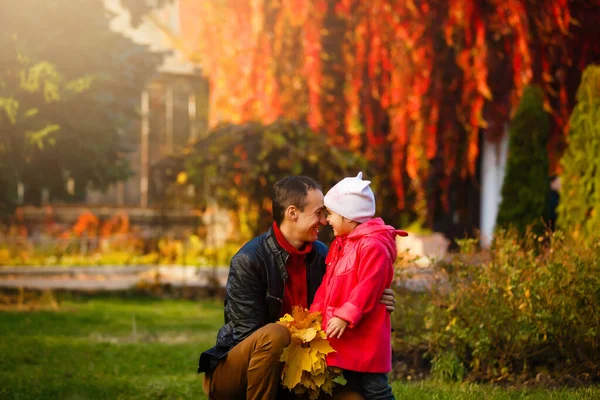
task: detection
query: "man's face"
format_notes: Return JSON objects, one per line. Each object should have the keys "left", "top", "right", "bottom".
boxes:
{"left": 294, "top": 189, "right": 327, "bottom": 243}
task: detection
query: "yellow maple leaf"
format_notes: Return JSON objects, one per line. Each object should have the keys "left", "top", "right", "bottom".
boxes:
{"left": 293, "top": 385, "right": 307, "bottom": 396}
{"left": 309, "top": 348, "right": 327, "bottom": 374}
{"left": 300, "top": 372, "right": 316, "bottom": 390}
{"left": 314, "top": 372, "right": 327, "bottom": 388}
{"left": 294, "top": 327, "right": 317, "bottom": 342}
{"left": 281, "top": 340, "right": 314, "bottom": 388}
{"left": 290, "top": 306, "right": 309, "bottom": 322}
{"left": 280, "top": 345, "right": 291, "bottom": 363}
{"left": 280, "top": 313, "right": 294, "bottom": 323}
{"left": 300, "top": 372, "right": 320, "bottom": 400}
{"left": 290, "top": 306, "right": 322, "bottom": 330}
{"left": 321, "top": 377, "right": 334, "bottom": 396}
{"left": 310, "top": 337, "right": 335, "bottom": 355}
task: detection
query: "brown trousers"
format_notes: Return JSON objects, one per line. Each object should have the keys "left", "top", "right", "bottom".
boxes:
{"left": 202, "top": 323, "right": 365, "bottom": 400}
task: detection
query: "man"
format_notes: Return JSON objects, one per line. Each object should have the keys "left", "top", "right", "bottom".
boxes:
{"left": 198, "top": 176, "right": 395, "bottom": 400}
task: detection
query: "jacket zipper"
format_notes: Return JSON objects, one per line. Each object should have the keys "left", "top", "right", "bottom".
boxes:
{"left": 266, "top": 293, "right": 283, "bottom": 304}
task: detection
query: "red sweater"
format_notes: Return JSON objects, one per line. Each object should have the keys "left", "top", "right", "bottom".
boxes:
{"left": 272, "top": 222, "right": 311, "bottom": 316}
{"left": 310, "top": 218, "right": 403, "bottom": 373}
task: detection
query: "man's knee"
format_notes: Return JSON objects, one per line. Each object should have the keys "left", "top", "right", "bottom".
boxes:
{"left": 259, "top": 323, "right": 291, "bottom": 352}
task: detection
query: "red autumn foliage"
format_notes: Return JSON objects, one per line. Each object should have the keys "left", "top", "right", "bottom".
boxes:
{"left": 178, "top": 0, "right": 600, "bottom": 217}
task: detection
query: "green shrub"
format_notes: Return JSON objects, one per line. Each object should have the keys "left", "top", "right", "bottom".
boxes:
{"left": 496, "top": 86, "right": 550, "bottom": 235}
{"left": 558, "top": 65, "right": 600, "bottom": 241}
{"left": 424, "top": 229, "right": 600, "bottom": 382}
{"left": 431, "top": 351, "right": 466, "bottom": 383}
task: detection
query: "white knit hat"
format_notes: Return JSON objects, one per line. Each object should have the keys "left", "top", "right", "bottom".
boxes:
{"left": 324, "top": 172, "right": 375, "bottom": 223}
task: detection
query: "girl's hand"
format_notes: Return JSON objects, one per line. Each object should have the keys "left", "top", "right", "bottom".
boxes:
{"left": 326, "top": 317, "right": 349, "bottom": 338}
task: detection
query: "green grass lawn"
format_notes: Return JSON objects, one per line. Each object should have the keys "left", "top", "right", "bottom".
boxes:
{"left": 0, "top": 294, "right": 598, "bottom": 399}
{"left": 0, "top": 294, "right": 221, "bottom": 400}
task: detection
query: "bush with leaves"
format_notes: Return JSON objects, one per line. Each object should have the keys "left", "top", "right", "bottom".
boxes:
{"left": 496, "top": 86, "right": 550, "bottom": 235}
{"left": 0, "top": 0, "right": 160, "bottom": 216}
{"left": 424, "top": 229, "right": 600, "bottom": 383}
{"left": 558, "top": 65, "right": 600, "bottom": 240}
{"left": 183, "top": 119, "right": 374, "bottom": 235}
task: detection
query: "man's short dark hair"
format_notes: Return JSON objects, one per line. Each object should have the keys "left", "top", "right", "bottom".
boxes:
{"left": 273, "top": 176, "right": 322, "bottom": 226}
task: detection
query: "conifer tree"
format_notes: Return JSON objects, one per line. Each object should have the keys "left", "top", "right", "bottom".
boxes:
{"left": 496, "top": 86, "right": 550, "bottom": 235}
{"left": 558, "top": 65, "right": 600, "bottom": 239}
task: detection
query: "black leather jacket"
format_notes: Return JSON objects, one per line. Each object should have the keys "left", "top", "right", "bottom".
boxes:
{"left": 198, "top": 226, "right": 328, "bottom": 373}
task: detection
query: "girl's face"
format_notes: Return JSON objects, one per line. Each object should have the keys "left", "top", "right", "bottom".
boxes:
{"left": 326, "top": 209, "right": 356, "bottom": 236}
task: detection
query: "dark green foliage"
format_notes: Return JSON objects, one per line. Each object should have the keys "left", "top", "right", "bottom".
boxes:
{"left": 0, "top": 0, "right": 161, "bottom": 216}
{"left": 496, "top": 86, "right": 550, "bottom": 235}
{"left": 183, "top": 119, "right": 374, "bottom": 235}
{"left": 557, "top": 65, "right": 600, "bottom": 240}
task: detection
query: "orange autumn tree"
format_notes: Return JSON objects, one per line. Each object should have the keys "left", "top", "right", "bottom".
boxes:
{"left": 176, "top": 0, "right": 599, "bottom": 233}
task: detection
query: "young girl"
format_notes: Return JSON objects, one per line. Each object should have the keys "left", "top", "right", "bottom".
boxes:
{"left": 310, "top": 172, "right": 407, "bottom": 400}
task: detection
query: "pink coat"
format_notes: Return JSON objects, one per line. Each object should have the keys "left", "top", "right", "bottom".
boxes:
{"left": 310, "top": 218, "right": 402, "bottom": 373}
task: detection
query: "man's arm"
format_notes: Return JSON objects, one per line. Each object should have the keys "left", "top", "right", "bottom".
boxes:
{"left": 225, "top": 253, "right": 267, "bottom": 344}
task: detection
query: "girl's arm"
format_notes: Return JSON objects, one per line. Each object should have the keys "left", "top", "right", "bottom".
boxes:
{"left": 332, "top": 240, "right": 392, "bottom": 328}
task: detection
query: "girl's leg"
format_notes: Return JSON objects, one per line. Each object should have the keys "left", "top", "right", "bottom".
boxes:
{"left": 343, "top": 370, "right": 395, "bottom": 400}
{"left": 360, "top": 372, "right": 394, "bottom": 400}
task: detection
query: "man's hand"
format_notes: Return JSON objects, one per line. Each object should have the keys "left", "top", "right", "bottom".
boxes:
{"left": 379, "top": 287, "right": 396, "bottom": 312}
{"left": 326, "top": 317, "right": 349, "bottom": 339}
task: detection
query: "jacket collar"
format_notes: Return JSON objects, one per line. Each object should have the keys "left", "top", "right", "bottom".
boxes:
{"left": 266, "top": 226, "right": 289, "bottom": 281}
{"left": 266, "top": 224, "right": 319, "bottom": 281}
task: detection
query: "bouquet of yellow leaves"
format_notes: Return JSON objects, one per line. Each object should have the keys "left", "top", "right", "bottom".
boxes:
{"left": 278, "top": 306, "right": 346, "bottom": 400}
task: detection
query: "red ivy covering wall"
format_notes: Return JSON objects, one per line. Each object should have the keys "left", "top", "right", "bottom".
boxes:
{"left": 179, "top": 0, "right": 599, "bottom": 216}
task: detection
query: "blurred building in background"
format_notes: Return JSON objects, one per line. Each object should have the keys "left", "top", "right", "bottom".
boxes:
{"left": 85, "top": 0, "right": 209, "bottom": 208}
{"left": 18, "top": 0, "right": 221, "bottom": 248}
